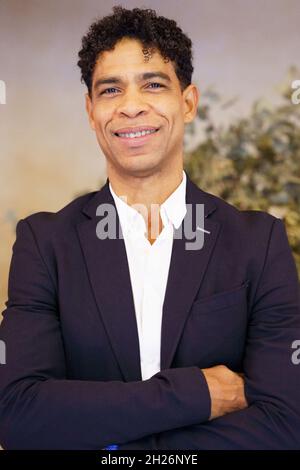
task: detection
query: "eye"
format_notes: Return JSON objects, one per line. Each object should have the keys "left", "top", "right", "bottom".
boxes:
{"left": 148, "top": 82, "right": 164, "bottom": 89}
{"left": 100, "top": 87, "right": 119, "bottom": 95}
{"left": 99, "top": 83, "right": 164, "bottom": 96}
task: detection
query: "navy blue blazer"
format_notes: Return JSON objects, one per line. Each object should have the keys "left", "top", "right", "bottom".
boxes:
{"left": 0, "top": 173, "right": 300, "bottom": 449}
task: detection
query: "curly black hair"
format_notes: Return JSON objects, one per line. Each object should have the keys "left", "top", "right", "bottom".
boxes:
{"left": 77, "top": 5, "right": 194, "bottom": 97}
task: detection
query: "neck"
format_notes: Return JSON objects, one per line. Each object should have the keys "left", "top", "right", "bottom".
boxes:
{"left": 108, "top": 163, "right": 184, "bottom": 243}
{"left": 108, "top": 165, "right": 184, "bottom": 207}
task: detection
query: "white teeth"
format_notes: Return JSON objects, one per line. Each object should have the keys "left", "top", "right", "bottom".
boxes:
{"left": 117, "top": 129, "right": 157, "bottom": 138}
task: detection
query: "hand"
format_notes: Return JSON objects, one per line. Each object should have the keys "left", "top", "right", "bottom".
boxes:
{"left": 201, "top": 365, "right": 248, "bottom": 420}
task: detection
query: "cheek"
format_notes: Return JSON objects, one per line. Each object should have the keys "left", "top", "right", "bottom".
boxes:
{"left": 168, "top": 107, "right": 185, "bottom": 135}
{"left": 161, "top": 98, "right": 183, "bottom": 124}
{"left": 93, "top": 107, "right": 111, "bottom": 132}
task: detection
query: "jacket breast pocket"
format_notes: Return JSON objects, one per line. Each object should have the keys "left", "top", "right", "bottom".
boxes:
{"left": 177, "top": 281, "right": 250, "bottom": 370}
{"left": 192, "top": 280, "right": 250, "bottom": 314}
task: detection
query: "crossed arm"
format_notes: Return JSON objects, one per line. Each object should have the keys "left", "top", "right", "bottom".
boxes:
{"left": 0, "top": 217, "right": 300, "bottom": 449}
{"left": 120, "top": 218, "right": 300, "bottom": 450}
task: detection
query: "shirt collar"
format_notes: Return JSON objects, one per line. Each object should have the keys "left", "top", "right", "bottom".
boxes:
{"left": 160, "top": 170, "right": 187, "bottom": 229}
{"left": 109, "top": 170, "right": 187, "bottom": 235}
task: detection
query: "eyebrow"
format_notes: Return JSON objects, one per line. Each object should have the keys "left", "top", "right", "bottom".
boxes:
{"left": 93, "top": 71, "right": 171, "bottom": 91}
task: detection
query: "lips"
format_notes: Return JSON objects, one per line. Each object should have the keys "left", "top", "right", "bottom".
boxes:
{"left": 113, "top": 127, "right": 160, "bottom": 148}
{"left": 114, "top": 126, "right": 159, "bottom": 136}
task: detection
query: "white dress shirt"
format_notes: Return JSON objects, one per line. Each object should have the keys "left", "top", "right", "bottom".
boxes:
{"left": 109, "top": 171, "right": 187, "bottom": 380}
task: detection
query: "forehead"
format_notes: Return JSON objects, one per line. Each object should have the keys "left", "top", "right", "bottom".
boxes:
{"left": 93, "top": 37, "right": 178, "bottom": 81}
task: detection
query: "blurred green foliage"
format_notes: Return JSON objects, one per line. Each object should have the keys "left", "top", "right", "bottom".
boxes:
{"left": 184, "top": 69, "right": 300, "bottom": 279}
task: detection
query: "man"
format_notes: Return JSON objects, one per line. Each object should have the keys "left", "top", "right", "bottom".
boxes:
{"left": 0, "top": 5, "right": 299, "bottom": 450}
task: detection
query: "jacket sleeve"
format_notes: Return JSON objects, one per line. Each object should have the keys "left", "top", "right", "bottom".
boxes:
{"left": 119, "top": 218, "right": 300, "bottom": 450}
{"left": 0, "top": 218, "right": 211, "bottom": 450}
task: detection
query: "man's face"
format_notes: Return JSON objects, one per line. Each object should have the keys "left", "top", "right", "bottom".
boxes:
{"left": 86, "top": 37, "right": 199, "bottom": 178}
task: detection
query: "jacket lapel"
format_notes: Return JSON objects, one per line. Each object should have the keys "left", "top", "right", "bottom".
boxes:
{"left": 76, "top": 174, "right": 221, "bottom": 382}
{"left": 76, "top": 180, "right": 142, "bottom": 382}
{"left": 160, "top": 176, "right": 221, "bottom": 370}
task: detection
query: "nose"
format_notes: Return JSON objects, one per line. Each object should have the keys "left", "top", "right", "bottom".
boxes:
{"left": 116, "top": 87, "right": 150, "bottom": 118}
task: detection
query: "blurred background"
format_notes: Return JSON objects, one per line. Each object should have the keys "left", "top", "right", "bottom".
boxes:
{"left": 0, "top": 0, "right": 299, "bottom": 317}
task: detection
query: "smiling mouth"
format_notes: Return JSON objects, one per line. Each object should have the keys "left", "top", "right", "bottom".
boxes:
{"left": 114, "top": 128, "right": 160, "bottom": 138}
{"left": 113, "top": 128, "right": 161, "bottom": 148}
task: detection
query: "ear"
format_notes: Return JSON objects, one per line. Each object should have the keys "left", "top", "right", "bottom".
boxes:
{"left": 182, "top": 83, "right": 200, "bottom": 124}
{"left": 85, "top": 93, "right": 96, "bottom": 130}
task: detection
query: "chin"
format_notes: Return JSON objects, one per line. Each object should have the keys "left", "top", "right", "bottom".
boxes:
{"left": 118, "top": 157, "right": 163, "bottom": 177}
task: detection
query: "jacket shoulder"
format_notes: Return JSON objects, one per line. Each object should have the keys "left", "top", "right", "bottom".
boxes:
{"left": 20, "top": 190, "right": 98, "bottom": 230}
{"left": 198, "top": 186, "right": 279, "bottom": 228}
